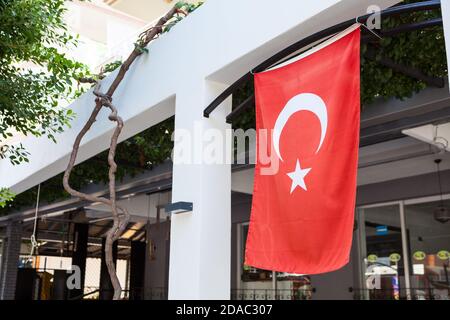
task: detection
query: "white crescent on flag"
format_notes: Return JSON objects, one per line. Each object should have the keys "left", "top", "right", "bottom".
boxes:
{"left": 272, "top": 93, "right": 328, "bottom": 162}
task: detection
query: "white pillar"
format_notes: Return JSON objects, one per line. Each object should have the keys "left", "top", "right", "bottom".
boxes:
{"left": 169, "top": 80, "right": 232, "bottom": 299}
{"left": 441, "top": 0, "right": 450, "bottom": 94}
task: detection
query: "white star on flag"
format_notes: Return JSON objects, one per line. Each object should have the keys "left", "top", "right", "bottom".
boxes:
{"left": 287, "top": 159, "right": 311, "bottom": 193}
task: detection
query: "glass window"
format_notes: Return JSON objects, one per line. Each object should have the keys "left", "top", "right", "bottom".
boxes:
{"left": 237, "top": 224, "right": 312, "bottom": 300}
{"left": 241, "top": 225, "right": 273, "bottom": 282}
{"left": 405, "top": 199, "right": 450, "bottom": 300}
{"left": 359, "top": 204, "right": 408, "bottom": 300}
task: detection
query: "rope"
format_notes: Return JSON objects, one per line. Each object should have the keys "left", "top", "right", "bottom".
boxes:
{"left": 27, "top": 183, "right": 41, "bottom": 263}
{"left": 355, "top": 18, "right": 383, "bottom": 40}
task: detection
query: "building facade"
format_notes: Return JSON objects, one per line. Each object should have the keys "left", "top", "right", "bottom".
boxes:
{"left": 1, "top": 0, "right": 449, "bottom": 300}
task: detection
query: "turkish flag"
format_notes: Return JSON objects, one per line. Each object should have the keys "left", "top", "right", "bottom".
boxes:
{"left": 245, "top": 26, "right": 360, "bottom": 274}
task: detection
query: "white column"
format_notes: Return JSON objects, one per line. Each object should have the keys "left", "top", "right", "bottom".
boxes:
{"left": 441, "top": 0, "right": 450, "bottom": 94}
{"left": 169, "top": 80, "right": 232, "bottom": 299}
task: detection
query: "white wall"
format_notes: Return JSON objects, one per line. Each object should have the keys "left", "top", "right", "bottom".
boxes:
{"left": 65, "top": 1, "right": 147, "bottom": 70}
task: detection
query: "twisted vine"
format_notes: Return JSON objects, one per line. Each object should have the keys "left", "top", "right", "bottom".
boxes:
{"left": 63, "top": 4, "right": 191, "bottom": 300}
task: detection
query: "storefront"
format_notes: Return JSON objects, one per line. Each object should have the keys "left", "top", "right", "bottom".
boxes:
{"left": 232, "top": 193, "right": 450, "bottom": 300}
{"left": 3, "top": 0, "right": 450, "bottom": 301}
{"left": 356, "top": 195, "right": 450, "bottom": 300}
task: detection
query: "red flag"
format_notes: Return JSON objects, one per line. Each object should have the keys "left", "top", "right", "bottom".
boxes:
{"left": 245, "top": 26, "right": 360, "bottom": 274}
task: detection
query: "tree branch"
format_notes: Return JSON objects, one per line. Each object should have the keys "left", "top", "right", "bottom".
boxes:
{"left": 63, "top": 4, "right": 185, "bottom": 300}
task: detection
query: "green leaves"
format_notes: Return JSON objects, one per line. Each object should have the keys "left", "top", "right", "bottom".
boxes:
{"left": 164, "top": 1, "right": 203, "bottom": 33}
{"left": 134, "top": 43, "right": 149, "bottom": 54}
{"left": 0, "top": 143, "right": 30, "bottom": 165}
{"left": 176, "top": 1, "right": 203, "bottom": 13}
{"left": 102, "top": 60, "right": 123, "bottom": 74}
{"left": 0, "top": 0, "right": 89, "bottom": 211}
{"left": 360, "top": 0, "right": 446, "bottom": 106}
{"left": 234, "top": 0, "right": 447, "bottom": 129}
{"left": 175, "top": 1, "right": 187, "bottom": 9}
{"left": 0, "top": 0, "right": 89, "bottom": 166}
{"left": 0, "top": 188, "right": 15, "bottom": 208}
{"left": 0, "top": 1, "right": 206, "bottom": 216}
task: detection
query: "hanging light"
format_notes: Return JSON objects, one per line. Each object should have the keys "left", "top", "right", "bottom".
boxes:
{"left": 434, "top": 159, "right": 450, "bottom": 224}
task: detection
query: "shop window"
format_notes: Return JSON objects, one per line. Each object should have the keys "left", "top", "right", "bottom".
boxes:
{"left": 405, "top": 199, "right": 450, "bottom": 300}
{"left": 237, "top": 224, "right": 313, "bottom": 300}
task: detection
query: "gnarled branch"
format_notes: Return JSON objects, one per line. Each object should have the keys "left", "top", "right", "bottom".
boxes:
{"left": 63, "top": 5, "right": 185, "bottom": 300}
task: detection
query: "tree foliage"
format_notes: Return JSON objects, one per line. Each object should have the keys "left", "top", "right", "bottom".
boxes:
{"left": 0, "top": 1, "right": 192, "bottom": 214}
{"left": 0, "top": 187, "right": 14, "bottom": 208}
{"left": 361, "top": 3, "right": 446, "bottom": 106}
{"left": 0, "top": 0, "right": 88, "bottom": 154}
{"left": 234, "top": 0, "right": 447, "bottom": 130}
{"left": 0, "top": 0, "right": 90, "bottom": 206}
